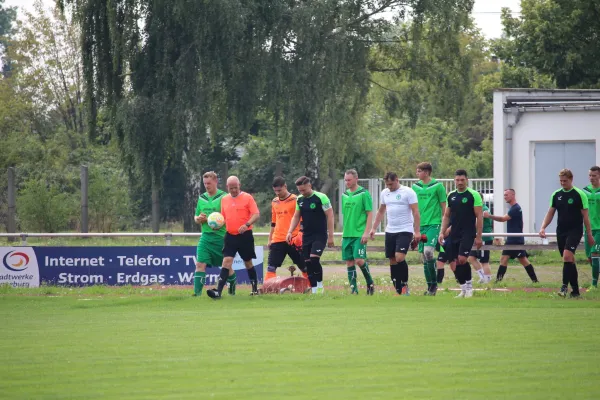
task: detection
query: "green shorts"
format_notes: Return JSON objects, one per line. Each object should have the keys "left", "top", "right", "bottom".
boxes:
{"left": 584, "top": 229, "right": 600, "bottom": 258}
{"left": 418, "top": 225, "right": 440, "bottom": 253}
{"left": 342, "top": 237, "right": 367, "bottom": 261}
{"left": 196, "top": 236, "right": 224, "bottom": 267}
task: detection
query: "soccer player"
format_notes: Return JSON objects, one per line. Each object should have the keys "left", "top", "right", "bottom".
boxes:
{"left": 486, "top": 189, "right": 538, "bottom": 283}
{"left": 286, "top": 176, "right": 334, "bottom": 294}
{"left": 341, "top": 169, "right": 375, "bottom": 295}
{"left": 582, "top": 166, "right": 600, "bottom": 288}
{"left": 207, "top": 176, "right": 261, "bottom": 299}
{"left": 413, "top": 162, "right": 447, "bottom": 295}
{"left": 438, "top": 169, "right": 483, "bottom": 298}
{"left": 370, "top": 172, "right": 420, "bottom": 295}
{"left": 266, "top": 176, "right": 308, "bottom": 281}
{"left": 539, "top": 169, "right": 595, "bottom": 298}
{"left": 468, "top": 194, "right": 493, "bottom": 284}
{"left": 192, "top": 171, "right": 231, "bottom": 297}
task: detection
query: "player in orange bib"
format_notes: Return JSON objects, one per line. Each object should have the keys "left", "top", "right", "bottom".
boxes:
{"left": 206, "top": 176, "right": 260, "bottom": 299}
{"left": 266, "top": 177, "right": 308, "bottom": 281}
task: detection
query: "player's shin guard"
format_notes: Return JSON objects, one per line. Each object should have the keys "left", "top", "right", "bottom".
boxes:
{"left": 456, "top": 264, "right": 467, "bottom": 285}
{"left": 496, "top": 265, "right": 507, "bottom": 282}
{"left": 310, "top": 256, "right": 323, "bottom": 283}
{"left": 524, "top": 264, "right": 538, "bottom": 283}
{"left": 562, "top": 262, "right": 570, "bottom": 288}
{"left": 390, "top": 264, "right": 400, "bottom": 293}
{"left": 423, "top": 262, "right": 432, "bottom": 291}
{"left": 305, "top": 259, "right": 317, "bottom": 288}
{"left": 265, "top": 266, "right": 277, "bottom": 281}
{"left": 227, "top": 272, "right": 237, "bottom": 295}
{"left": 436, "top": 268, "right": 445, "bottom": 284}
{"left": 347, "top": 266, "right": 358, "bottom": 293}
{"left": 359, "top": 263, "right": 374, "bottom": 288}
{"left": 398, "top": 260, "right": 409, "bottom": 292}
{"left": 193, "top": 271, "right": 206, "bottom": 295}
{"left": 592, "top": 257, "right": 599, "bottom": 287}
{"left": 216, "top": 268, "right": 229, "bottom": 295}
{"left": 247, "top": 267, "right": 258, "bottom": 294}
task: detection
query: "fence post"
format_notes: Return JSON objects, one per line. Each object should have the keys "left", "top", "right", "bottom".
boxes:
{"left": 80, "top": 165, "right": 89, "bottom": 233}
{"left": 151, "top": 182, "right": 160, "bottom": 233}
{"left": 7, "top": 167, "right": 16, "bottom": 242}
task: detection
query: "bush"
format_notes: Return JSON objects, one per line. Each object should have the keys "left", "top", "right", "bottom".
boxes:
{"left": 17, "top": 179, "right": 77, "bottom": 232}
{"left": 88, "top": 167, "right": 134, "bottom": 232}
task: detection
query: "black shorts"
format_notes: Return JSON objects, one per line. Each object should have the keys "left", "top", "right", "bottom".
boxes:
{"left": 469, "top": 240, "right": 492, "bottom": 263}
{"left": 268, "top": 241, "right": 304, "bottom": 268}
{"left": 385, "top": 232, "right": 414, "bottom": 258}
{"left": 302, "top": 235, "right": 327, "bottom": 259}
{"left": 437, "top": 252, "right": 450, "bottom": 263}
{"left": 557, "top": 230, "right": 583, "bottom": 256}
{"left": 447, "top": 234, "right": 475, "bottom": 262}
{"left": 223, "top": 231, "right": 256, "bottom": 261}
{"left": 501, "top": 249, "right": 528, "bottom": 259}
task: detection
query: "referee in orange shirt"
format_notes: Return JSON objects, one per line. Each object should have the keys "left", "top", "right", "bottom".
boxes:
{"left": 207, "top": 176, "right": 261, "bottom": 299}
{"left": 266, "top": 176, "right": 308, "bottom": 281}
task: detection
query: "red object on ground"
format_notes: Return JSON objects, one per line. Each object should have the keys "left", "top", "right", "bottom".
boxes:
{"left": 261, "top": 276, "right": 311, "bottom": 294}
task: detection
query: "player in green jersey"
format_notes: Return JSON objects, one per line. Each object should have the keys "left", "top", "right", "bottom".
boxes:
{"left": 583, "top": 166, "right": 600, "bottom": 288}
{"left": 192, "top": 172, "right": 235, "bottom": 296}
{"left": 341, "top": 169, "right": 375, "bottom": 295}
{"left": 413, "top": 162, "right": 447, "bottom": 296}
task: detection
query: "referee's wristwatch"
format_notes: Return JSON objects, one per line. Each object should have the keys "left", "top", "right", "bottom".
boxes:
{"left": 245, "top": 222, "right": 251, "bottom": 227}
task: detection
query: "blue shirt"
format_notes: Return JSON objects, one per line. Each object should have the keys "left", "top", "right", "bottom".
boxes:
{"left": 506, "top": 203, "right": 524, "bottom": 245}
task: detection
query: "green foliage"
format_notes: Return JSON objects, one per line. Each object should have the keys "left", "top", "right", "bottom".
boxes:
{"left": 17, "top": 179, "right": 77, "bottom": 232}
{"left": 493, "top": 1, "right": 600, "bottom": 88}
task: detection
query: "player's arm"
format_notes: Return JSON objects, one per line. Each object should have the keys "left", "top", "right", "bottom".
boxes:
{"left": 370, "top": 204, "right": 386, "bottom": 239}
{"left": 361, "top": 211, "right": 373, "bottom": 244}
{"left": 286, "top": 210, "right": 301, "bottom": 244}
{"left": 325, "top": 207, "right": 335, "bottom": 247}
{"left": 439, "top": 206, "right": 451, "bottom": 243}
{"left": 437, "top": 185, "right": 447, "bottom": 217}
{"left": 474, "top": 205, "right": 483, "bottom": 248}
{"left": 410, "top": 202, "right": 420, "bottom": 239}
{"left": 268, "top": 204, "right": 276, "bottom": 247}
{"left": 582, "top": 210, "right": 595, "bottom": 246}
{"left": 539, "top": 208, "right": 555, "bottom": 238}
{"left": 488, "top": 213, "right": 510, "bottom": 222}
{"left": 194, "top": 199, "right": 207, "bottom": 225}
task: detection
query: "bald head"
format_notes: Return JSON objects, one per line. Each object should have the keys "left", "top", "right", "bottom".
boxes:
{"left": 226, "top": 176, "right": 241, "bottom": 197}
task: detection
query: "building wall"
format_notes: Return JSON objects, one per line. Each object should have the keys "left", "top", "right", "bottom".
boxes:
{"left": 493, "top": 90, "right": 600, "bottom": 236}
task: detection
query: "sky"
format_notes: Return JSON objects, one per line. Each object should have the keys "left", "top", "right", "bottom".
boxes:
{"left": 5, "top": 0, "right": 522, "bottom": 39}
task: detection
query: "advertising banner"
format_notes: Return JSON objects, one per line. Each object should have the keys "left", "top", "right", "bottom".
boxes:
{"left": 0, "top": 246, "right": 264, "bottom": 288}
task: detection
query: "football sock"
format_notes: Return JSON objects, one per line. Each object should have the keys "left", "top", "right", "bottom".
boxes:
{"left": 399, "top": 260, "right": 409, "bottom": 291}
{"left": 216, "top": 268, "right": 229, "bottom": 295}
{"left": 227, "top": 272, "right": 237, "bottom": 295}
{"left": 265, "top": 271, "right": 276, "bottom": 281}
{"left": 477, "top": 269, "right": 485, "bottom": 280}
{"left": 193, "top": 271, "right": 206, "bottom": 295}
{"left": 247, "top": 267, "right": 258, "bottom": 293}
{"left": 359, "top": 263, "right": 374, "bottom": 287}
{"left": 496, "top": 265, "right": 507, "bottom": 281}
{"left": 591, "top": 257, "right": 599, "bottom": 287}
{"left": 390, "top": 263, "right": 400, "bottom": 294}
{"left": 423, "top": 262, "right": 432, "bottom": 289}
{"left": 524, "top": 264, "right": 538, "bottom": 282}
{"left": 302, "top": 271, "right": 309, "bottom": 279}
{"left": 452, "top": 268, "right": 459, "bottom": 282}
{"left": 310, "top": 256, "right": 323, "bottom": 284}
{"left": 425, "top": 260, "right": 436, "bottom": 287}
{"left": 305, "top": 259, "right": 317, "bottom": 288}
{"left": 436, "top": 268, "right": 445, "bottom": 284}
{"left": 562, "top": 262, "right": 570, "bottom": 286}
{"left": 566, "top": 262, "right": 579, "bottom": 295}
{"left": 347, "top": 266, "right": 358, "bottom": 293}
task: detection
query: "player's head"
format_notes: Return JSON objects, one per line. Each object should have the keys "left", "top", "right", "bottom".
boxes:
{"left": 203, "top": 171, "right": 218, "bottom": 193}
{"left": 295, "top": 176, "right": 313, "bottom": 196}
{"left": 344, "top": 169, "right": 359, "bottom": 189}
{"left": 226, "top": 176, "right": 241, "bottom": 196}
{"left": 383, "top": 172, "right": 399, "bottom": 191}
{"left": 416, "top": 162, "right": 432, "bottom": 180}
{"left": 589, "top": 166, "right": 600, "bottom": 186}
{"left": 272, "top": 176, "right": 288, "bottom": 198}
{"left": 503, "top": 188, "right": 516, "bottom": 203}
{"left": 558, "top": 169, "right": 573, "bottom": 189}
{"left": 454, "top": 169, "right": 468, "bottom": 191}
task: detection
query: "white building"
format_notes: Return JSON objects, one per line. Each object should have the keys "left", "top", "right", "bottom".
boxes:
{"left": 493, "top": 89, "right": 600, "bottom": 237}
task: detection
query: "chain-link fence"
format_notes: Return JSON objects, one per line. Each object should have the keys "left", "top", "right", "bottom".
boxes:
{"left": 338, "top": 178, "right": 494, "bottom": 228}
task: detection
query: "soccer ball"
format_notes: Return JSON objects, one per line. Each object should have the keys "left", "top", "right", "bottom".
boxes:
{"left": 207, "top": 212, "right": 225, "bottom": 229}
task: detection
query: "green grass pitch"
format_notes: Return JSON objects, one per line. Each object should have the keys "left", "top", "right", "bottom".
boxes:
{"left": 1, "top": 286, "right": 599, "bottom": 399}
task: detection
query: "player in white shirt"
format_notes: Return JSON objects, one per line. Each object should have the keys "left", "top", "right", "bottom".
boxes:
{"left": 370, "top": 172, "right": 420, "bottom": 295}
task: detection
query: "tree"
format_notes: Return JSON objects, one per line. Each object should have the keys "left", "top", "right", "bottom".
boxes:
{"left": 493, "top": 1, "right": 600, "bottom": 88}
{"left": 0, "top": 0, "right": 16, "bottom": 76}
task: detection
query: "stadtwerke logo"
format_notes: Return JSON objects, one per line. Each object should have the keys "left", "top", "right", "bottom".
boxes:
{"left": 2, "top": 251, "right": 30, "bottom": 272}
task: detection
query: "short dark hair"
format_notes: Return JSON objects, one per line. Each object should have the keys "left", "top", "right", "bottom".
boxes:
{"left": 295, "top": 176, "right": 311, "bottom": 186}
{"left": 272, "top": 176, "right": 286, "bottom": 188}
{"left": 455, "top": 169, "right": 468, "bottom": 177}
{"left": 590, "top": 166, "right": 600, "bottom": 173}
{"left": 416, "top": 162, "right": 432, "bottom": 174}
{"left": 504, "top": 188, "right": 515, "bottom": 194}
{"left": 384, "top": 172, "right": 398, "bottom": 181}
